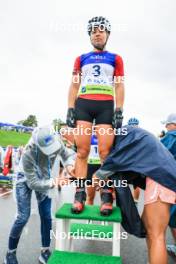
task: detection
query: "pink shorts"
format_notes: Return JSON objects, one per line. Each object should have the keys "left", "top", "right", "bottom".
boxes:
{"left": 144, "top": 177, "right": 176, "bottom": 205}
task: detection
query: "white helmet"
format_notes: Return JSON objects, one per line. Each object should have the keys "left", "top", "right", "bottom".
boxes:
{"left": 87, "top": 16, "right": 111, "bottom": 35}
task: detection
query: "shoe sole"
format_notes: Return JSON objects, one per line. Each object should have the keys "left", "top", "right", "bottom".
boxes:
{"left": 71, "top": 204, "right": 85, "bottom": 214}
{"left": 71, "top": 208, "right": 83, "bottom": 214}
{"left": 3, "top": 256, "right": 18, "bottom": 264}
{"left": 38, "top": 256, "right": 46, "bottom": 264}
{"left": 100, "top": 210, "right": 112, "bottom": 216}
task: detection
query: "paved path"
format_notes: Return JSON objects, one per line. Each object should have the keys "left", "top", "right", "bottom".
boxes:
{"left": 0, "top": 185, "right": 175, "bottom": 264}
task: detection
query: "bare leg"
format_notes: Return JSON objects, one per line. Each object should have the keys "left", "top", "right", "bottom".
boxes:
{"left": 86, "top": 186, "right": 96, "bottom": 205}
{"left": 71, "top": 121, "right": 92, "bottom": 213}
{"left": 96, "top": 125, "right": 114, "bottom": 215}
{"left": 96, "top": 124, "right": 114, "bottom": 163}
{"left": 133, "top": 187, "right": 140, "bottom": 201}
{"left": 142, "top": 200, "right": 170, "bottom": 264}
{"left": 74, "top": 121, "right": 92, "bottom": 179}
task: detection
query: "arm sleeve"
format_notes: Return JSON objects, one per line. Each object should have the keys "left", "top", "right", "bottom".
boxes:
{"left": 95, "top": 168, "right": 115, "bottom": 180}
{"left": 72, "top": 56, "right": 81, "bottom": 75}
{"left": 23, "top": 154, "right": 53, "bottom": 191}
{"left": 114, "top": 55, "right": 124, "bottom": 76}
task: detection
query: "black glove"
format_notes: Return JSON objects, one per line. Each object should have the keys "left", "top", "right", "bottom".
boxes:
{"left": 66, "top": 108, "right": 76, "bottom": 128}
{"left": 112, "top": 108, "right": 123, "bottom": 129}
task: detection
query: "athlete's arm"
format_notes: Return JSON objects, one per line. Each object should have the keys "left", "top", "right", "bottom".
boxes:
{"left": 114, "top": 55, "right": 125, "bottom": 109}
{"left": 68, "top": 56, "right": 81, "bottom": 108}
{"left": 68, "top": 80, "right": 81, "bottom": 108}
{"left": 115, "top": 82, "right": 125, "bottom": 109}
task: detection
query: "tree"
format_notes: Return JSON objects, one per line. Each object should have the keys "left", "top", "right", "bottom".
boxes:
{"left": 52, "top": 118, "right": 65, "bottom": 131}
{"left": 17, "top": 120, "right": 24, "bottom": 125}
{"left": 18, "top": 115, "right": 38, "bottom": 127}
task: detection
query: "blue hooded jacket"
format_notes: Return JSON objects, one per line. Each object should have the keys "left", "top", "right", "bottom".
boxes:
{"left": 96, "top": 126, "right": 176, "bottom": 192}
{"left": 161, "top": 130, "right": 176, "bottom": 159}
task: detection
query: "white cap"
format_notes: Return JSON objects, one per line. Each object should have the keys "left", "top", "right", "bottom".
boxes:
{"left": 161, "top": 113, "right": 176, "bottom": 125}
{"left": 32, "top": 126, "right": 61, "bottom": 155}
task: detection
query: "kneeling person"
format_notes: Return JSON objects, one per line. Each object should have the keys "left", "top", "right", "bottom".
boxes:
{"left": 4, "top": 126, "right": 75, "bottom": 264}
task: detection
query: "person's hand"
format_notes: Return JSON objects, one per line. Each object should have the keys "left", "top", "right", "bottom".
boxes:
{"left": 112, "top": 108, "right": 123, "bottom": 129}
{"left": 66, "top": 165, "right": 75, "bottom": 178}
{"left": 66, "top": 141, "right": 73, "bottom": 148}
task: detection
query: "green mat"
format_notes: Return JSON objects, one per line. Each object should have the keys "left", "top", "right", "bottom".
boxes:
{"left": 55, "top": 203, "right": 122, "bottom": 223}
{"left": 70, "top": 223, "right": 113, "bottom": 238}
{"left": 48, "top": 250, "right": 122, "bottom": 264}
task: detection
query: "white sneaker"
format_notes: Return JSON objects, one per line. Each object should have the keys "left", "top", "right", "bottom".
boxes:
{"left": 38, "top": 250, "right": 51, "bottom": 264}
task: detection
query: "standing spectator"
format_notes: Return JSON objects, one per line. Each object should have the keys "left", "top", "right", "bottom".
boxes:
{"left": 161, "top": 113, "right": 176, "bottom": 259}
{"left": 127, "top": 118, "right": 140, "bottom": 205}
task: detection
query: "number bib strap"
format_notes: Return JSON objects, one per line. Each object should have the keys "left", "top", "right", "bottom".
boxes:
{"left": 88, "top": 158, "right": 101, "bottom": 165}
{"left": 78, "top": 85, "right": 114, "bottom": 96}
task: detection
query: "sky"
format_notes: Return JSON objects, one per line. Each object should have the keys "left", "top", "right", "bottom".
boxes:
{"left": 0, "top": 0, "right": 175, "bottom": 134}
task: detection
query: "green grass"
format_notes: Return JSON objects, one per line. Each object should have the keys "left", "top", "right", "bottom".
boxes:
{"left": 0, "top": 130, "right": 31, "bottom": 147}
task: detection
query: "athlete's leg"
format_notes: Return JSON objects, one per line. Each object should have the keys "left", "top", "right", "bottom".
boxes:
{"left": 142, "top": 201, "right": 170, "bottom": 264}
{"left": 96, "top": 124, "right": 115, "bottom": 216}
{"left": 86, "top": 164, "right": 99, "bottom": 205}
{"left": 86, "top": 186, "right": 96, "bottom": 205}
{"left": 133, "top": 186, "right": 141, "bottom": 203}
{"left": 74, "top": 121, "right": 92, "bottom": 179}
{"left": 95, "top": 124, "right": 114, "bottom": 163}
{"left": 71, "top": 121, "right": 92, "bottom": 213}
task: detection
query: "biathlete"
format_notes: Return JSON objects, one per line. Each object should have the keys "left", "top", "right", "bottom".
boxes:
{"left": 66, "top": 16, "right": 125, "bottom": 215}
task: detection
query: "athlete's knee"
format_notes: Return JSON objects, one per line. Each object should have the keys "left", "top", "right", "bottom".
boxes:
{"left": 77, "top": 147, "right": 90, "bottom": 160}
{"left": 146, "top": 224, "right": 165, "bottom": 242}
{"left": 98, "top": 147, "right": 110, "bottom": 161}
{"left": 147, "top": 232, "right": 165, "bottom": 245}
